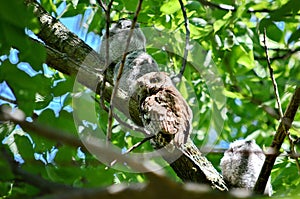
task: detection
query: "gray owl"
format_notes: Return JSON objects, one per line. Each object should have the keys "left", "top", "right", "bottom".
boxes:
{"left": 220, "top": 140, "right": 272, "bottom": 196}
{"left": 114, "top": 50, "right": 159, "bottom": 98}
{"left": 99, "top": 19, "right": 146, "bottom": 67}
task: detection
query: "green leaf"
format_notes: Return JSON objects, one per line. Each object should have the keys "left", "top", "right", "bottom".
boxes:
{"left": 223, "top": 90, "right": 244, "bottom": 99}
{"left": 0, "top": 150, "right": 14, "bottom": 181}
{"left": 0, "top": 61, "right": 52, "bottom": 115}
{"left": 62, "top": 3, "right": 87, "bottom": 17}
{"left": 14, "top": 134, "right": 35, "bottom": 162}
{"left": 37, "top": 109, "right": 77, "bottom": 135}
{"left": 52, "top": 77, "right": 74, "bottom": 96}
{"left": 237, "top": 50, "right": 254, "bottom": 69}
{"left": 213, "top": 11, "right": 232, "bottom": 33}
{"left": 270, "top": 0, "right": 300, "bottom": 20}
{"left": 123, "top": 0, "right": 138, "bottom": 11}
{"left": 160, "top": 0, "right": 182, "bottom": 14}
{"left": 186, "top": 1, "right": 203, "bottom": 11}
{"left": 259, "top": 18, "right": 283, "bottom": 42}
{"left": 288, "top": 28, "right": 300, "bottom": 44}
{"left": 0, "top": 0, "right": 45, "bottom": 66}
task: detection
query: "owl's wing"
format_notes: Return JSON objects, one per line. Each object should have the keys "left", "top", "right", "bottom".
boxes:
{"left": 140, "top": 87, "right": 192, "bottom": 146}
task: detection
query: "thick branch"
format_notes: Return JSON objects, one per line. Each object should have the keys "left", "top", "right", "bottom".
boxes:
{"left": 1, "top": 145, "right": 74, "bottom": 194}
{"left": 254, "top": 87, "right": 300, "bottom": 194}
{"left": 26, "top": 0, "right": 143, "bottom": 125}
{"left": 24, "top": 0, "right": 227, "bottom": 190}
{"left": 37, "top": 182, "right": 230, "bottom": 199}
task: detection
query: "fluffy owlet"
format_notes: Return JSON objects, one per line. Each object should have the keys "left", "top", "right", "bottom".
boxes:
{"left": 220, "top": 140, "right": 272, "bottom": 195}
{"left": 114, "top": 50, "right": 159, "bottom": 98}
{"left": 99, "top": 19, "right": 146, "bottom": 67}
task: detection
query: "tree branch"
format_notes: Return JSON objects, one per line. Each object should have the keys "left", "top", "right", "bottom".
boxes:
{"left": 198, "top": 0, "right": 300, "bottom": 15}
{"left": 254, "top": 87, "right": 300, "bottom": 194}
{"left": 197, "top": 0, "right": 235, "bottom": 12}
{"left": 24, "top": 0, "right": 227, "bottom": 190}
{"left": 107, "top": 0, "right": 143, "bottom": 143}
{"left": 176, "top": 0, "right": 190, "bottom": 82}
{"left": 255, "top": 47, "right": 300, "bottom": 61}
{"left": 263, "top": 28, "right": 300, "bottom": 173}
{"left": 0, "top": 145, "right": 74, "bottom": 194}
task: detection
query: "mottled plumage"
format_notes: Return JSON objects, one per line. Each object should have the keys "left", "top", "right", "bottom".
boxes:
{"left": 114, "top": 50, "right": 159, "bottom": 97}
{"left": 220, "top": 140, "right": 272, "bottom": 195}
{"left": 136, "top": 72, "right": 192, "bottom": 147}
{"left": 136, "top": 72, "right": 227, "bottom": 190}
{"left": 99, "top": 19, "right": 146, "bottom": 66}
{"left": 103, "top": 20, "right": 227, "bottom": 191}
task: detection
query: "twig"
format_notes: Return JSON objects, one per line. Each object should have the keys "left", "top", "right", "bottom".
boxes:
{"left": 0, "top": 106, "right": 86, "bottom": 150}
{"left": 107, "top": 0, "right": 144, "bottom": 143}
{"left": 177, "top": 0, "right": 190, "bottom": 82}
{"left": 254, "top": 31, "right": 300, "bottom": 191}
{"left": 96, "top": 0, "right": 107, "bottom": 11}
{"left": 0, "top": 145, "right": 74, "bottom": 193}
{"left": 198, "top": 0, "right": 235, "bottom": 11}
{"left": 110, "top": 135, "right": 155, "bottom": 166}
{"left": 0, "top": 95, "right": 17, "bottom": 104}
{"left": 0, "top": 106, "right": 161, "bottom": 173}
{"left": 92, "top": 96, "right": 148, "bottom": 135}
{"left": 123, "top": 136, "right": 155, "bottom": 155}
{"left": 254, "top": 47, "right": 300, "bottom": 61}
{"left": 99, "top": 0, "right": 114, "bottom": 138}
{"left": 254, "top": 30, "right": 300, "bottom": 194}
{"left": 263, "top": 28, "right": 283, "bottom": 118}
{"left": 254, "top": 87, "right": 300, "bottom": 194}
{"left": 263, "top": 28, "right": 300, "bottom": 173}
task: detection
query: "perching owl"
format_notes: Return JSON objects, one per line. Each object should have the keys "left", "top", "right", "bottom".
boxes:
{"left": 220, "top": 140, "right": 272, "bottom": 196}
{"left": 114, "top": 50, "right": 159, "bottom": 98}
{"left": 135, "top": 72, "right": 228, "bottom": 191}
{"left": 135, "top": 72, "right": 192, "bottom": 147}
{"left": 99, "top": 19, "right": 146, "bottom": 67}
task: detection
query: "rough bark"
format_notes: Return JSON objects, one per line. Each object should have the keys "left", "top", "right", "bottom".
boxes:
{"left": 254, "top": 87, "right": 300, "bottom": 194}
{"left": 24, "top": 0, "right": 226, "bottom": 191}
{"left": 18, "top": 1, "right": 300, "bottom": 196}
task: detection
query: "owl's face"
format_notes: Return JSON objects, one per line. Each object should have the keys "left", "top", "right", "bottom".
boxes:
{"left": 226, "top": 140, "right": 264, "bottom": 157}
{"left": 108, "top": 19, "right": 145, "bottom": 43}
{"left": 100, "top": 19, "right": 146, "bottom": 65}
{"left": 137, "top": 72, "right": 174, "bottom": 92}
{"left": 110, "top": 19, "right": 135, "bottom": 35}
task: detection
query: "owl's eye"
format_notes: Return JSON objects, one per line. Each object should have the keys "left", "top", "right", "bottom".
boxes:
{"left": 245, "top": 140, "right": 252, "bottom": 145}
{"left": 120, "top": 20, "right": 132, "bottom": 29}
{"left": 150, "top": 76, "right": 160, "bottom": 83}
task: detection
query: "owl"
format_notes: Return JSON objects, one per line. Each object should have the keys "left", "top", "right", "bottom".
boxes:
{"left": 99, "top": 19, "right": 146, "bottom": 67}
{"left": 114, "top": 50, "right": 159, "bottom": 98}
{"left": 135, "top": 72, "right": 193, "bottom": 147}
{"left": 220, "top": 140, "right": 272, "bottom": 195}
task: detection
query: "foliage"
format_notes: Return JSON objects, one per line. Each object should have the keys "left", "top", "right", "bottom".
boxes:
{"left": 0, "top": 0, "right": 300, "bottom": 198}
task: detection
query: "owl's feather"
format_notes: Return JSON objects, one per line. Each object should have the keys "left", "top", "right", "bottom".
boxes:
{"left": 137, "top": 72, "right": 227, "bottom": 191}
{"left": 220, "top": 140, "right": 272, "bottom": 195}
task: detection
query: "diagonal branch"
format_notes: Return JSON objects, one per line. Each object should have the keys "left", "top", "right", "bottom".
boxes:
{"left": 197, "top": 0, "right": 235, "bottom": 11}
{"left": 176, "top": 0, "right": 190, "bottom": 82}
{"left": 97, "top": 0, "right": 114, "bottom": 123}
{"left": 107, "top": 0, "right": 144, "bottom": 143}
{"left": 254, "top": 87, "right": 300, "bottom": 194}
{"left": 263, "top": 28, "right": 300, "bottom": 173}
{"left": 263, "top": 28, "right": 283, "bottom": 118}
{"left": 24, "top": 0, "right": 228, "bottom": 189}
